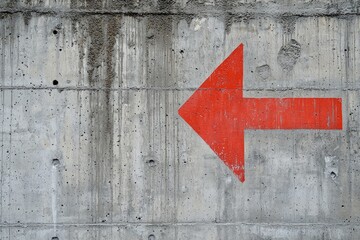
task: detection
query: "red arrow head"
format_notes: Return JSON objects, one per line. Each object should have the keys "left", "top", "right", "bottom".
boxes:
{"left": 178, "top": 44, "right": 246, "bottom": 182}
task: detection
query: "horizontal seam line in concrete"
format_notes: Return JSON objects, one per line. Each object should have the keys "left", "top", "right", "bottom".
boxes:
{"left": 0, "top": 86, "right": 358, "bottom": 91}
{"left": 1, "top": 8, "right": 360, "bottom": 17}
{"left": 0, "top": 222, "right": 357, "bottom": 228}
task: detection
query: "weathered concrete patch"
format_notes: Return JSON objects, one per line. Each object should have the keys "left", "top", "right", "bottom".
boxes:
{"left": 255, "top": 64, "right": 271, "bottom": 80}
{"left": 277, "top": 39, "right": 301, "bottom": 72}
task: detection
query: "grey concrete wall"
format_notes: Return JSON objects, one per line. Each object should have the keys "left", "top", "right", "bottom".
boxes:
{"left": 0, "top": 0, "right": 359, "bottom": 239}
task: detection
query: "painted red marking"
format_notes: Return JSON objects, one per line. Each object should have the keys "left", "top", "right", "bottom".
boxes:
{"left": 178, "top": 44, "right": 342, "bottom": 183}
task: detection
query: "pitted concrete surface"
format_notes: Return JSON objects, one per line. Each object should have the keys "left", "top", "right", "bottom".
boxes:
{"left": 0, "top": 0, "right": 360, "bottom": 239}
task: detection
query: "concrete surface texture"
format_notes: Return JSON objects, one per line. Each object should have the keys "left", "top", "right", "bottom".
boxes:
{"left": 0, "top": 0, "right": 359, "bottom": 239}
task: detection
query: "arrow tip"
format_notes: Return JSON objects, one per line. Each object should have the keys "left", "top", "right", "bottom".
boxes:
{"left": 178, "top": 43, "right": 246, "bottom": 183}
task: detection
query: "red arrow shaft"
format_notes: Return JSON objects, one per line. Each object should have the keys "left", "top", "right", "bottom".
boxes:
{"left": 237, "top": 98, "right": 342, "bottom": 129}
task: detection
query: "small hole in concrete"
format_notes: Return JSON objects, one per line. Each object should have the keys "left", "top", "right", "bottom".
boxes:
{"left": 53, "top": 80, "right": 59, "bottom": 85}
{"left": 52, "top": 237, "right": 59, "bottom": 240}
{"left": 330, "top": 171, "right": 337, "bottom": 179}
{"left": 53, "top": 30, "right": 58, "bottom": 35}
{"left": 148, "top": 234, "right": 155, "bottom": 240}
{"left": 52, "top": 159, "right": 60, "bottom": 166}
{"left": 147, "top": 159, "right": 156, "bottom": 167}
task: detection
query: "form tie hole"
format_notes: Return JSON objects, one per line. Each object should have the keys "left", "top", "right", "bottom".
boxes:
{"left": 147, "top": 159, "right": 156, "bottom": 167}
{"left": 52, "top": 159, "right": 60, "bottom": 166}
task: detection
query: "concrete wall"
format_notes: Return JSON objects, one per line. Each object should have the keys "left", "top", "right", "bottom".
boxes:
{"left": 0, "top": 0, "right": 359, "bottom": 239}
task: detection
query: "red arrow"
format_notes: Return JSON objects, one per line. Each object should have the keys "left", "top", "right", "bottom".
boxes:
{"left": 178, "top": 44, "right": 342, "bottom": 183}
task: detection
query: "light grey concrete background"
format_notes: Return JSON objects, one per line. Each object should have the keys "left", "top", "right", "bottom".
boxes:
{"left": 0, "top": 0, "right": 359, "bottom": 239}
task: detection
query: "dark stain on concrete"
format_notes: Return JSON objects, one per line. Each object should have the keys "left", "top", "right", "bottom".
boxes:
{"left": 145, "top": 16, "right": 175, "bottom": 88}
{"left": 82, "top": 15, "right": 120, "bottom": 222}
{"left": 277, "top": 39, "right": 301, "bottom": 71}
{"left": 21, "top": 11, "right": 32, "bottom": 26}
{"left": 224, "top": 14, "right": 253, "bottom": 34}
{"left": 86, "top": 16, "right": 104, "bottom": 86}
{"left": 86, "top": 15, "right": 119, "bottom": 88}
{"left": 104, "top": 17, "right": 119, "bottom": 90}
{"left": 280, "top": 16, "right": 298, "bottom": 35}
{"left": 3, "top": 0, "right": 360, "bottom": 19}
{"left": 83, "top": 0, "right": 102, "bottom": 9}
{"left": 158, "top": 0, "right": 176, "bottom": 11}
